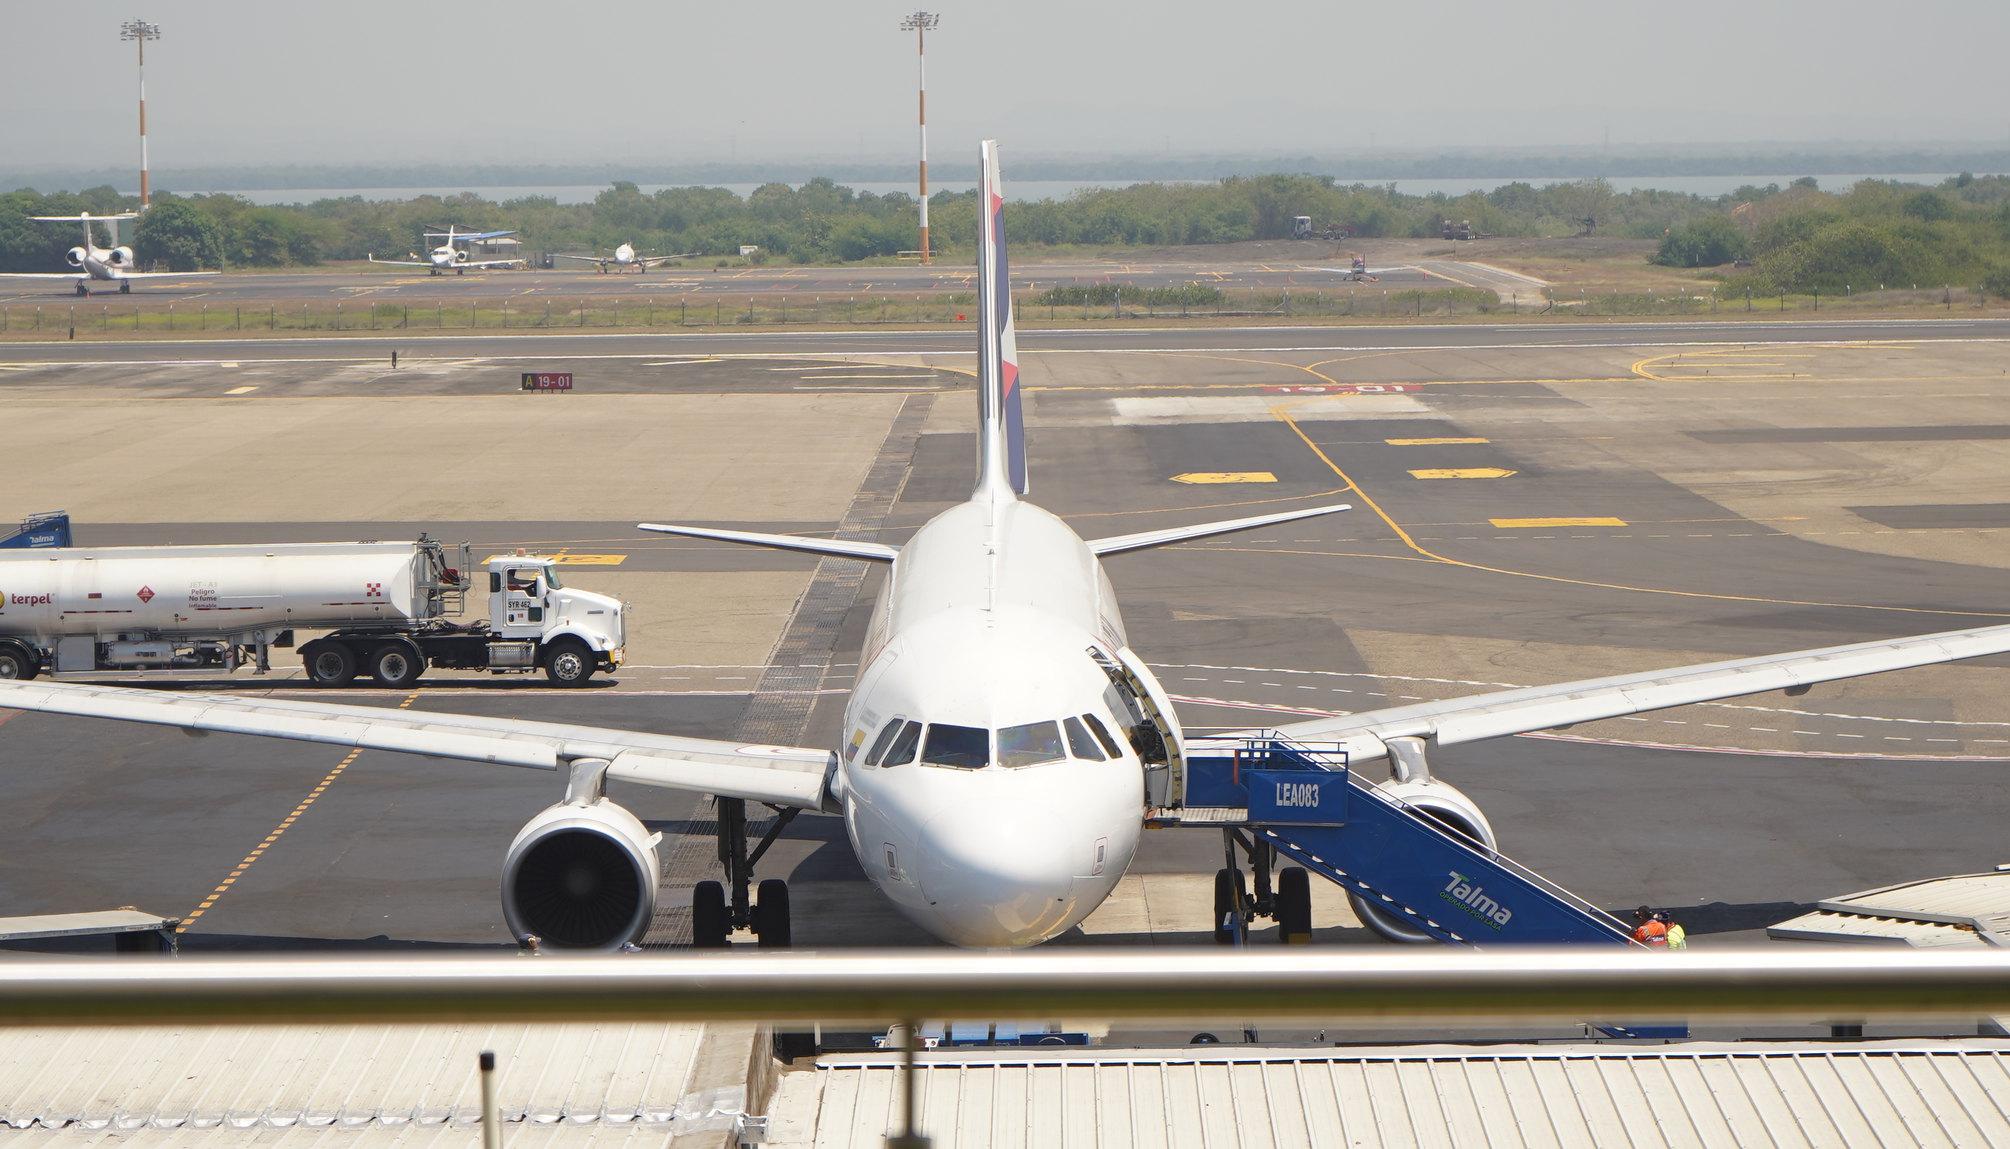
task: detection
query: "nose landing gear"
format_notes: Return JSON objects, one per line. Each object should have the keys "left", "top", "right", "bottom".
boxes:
{"left": 688, "top": 797, "right": 798, "bottom": 948}
{"left": 1213, "top": 829, "right": 1313, "bottom": 945}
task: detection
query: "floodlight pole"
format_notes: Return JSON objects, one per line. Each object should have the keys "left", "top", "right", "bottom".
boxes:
{"left": 900, "top": 11, "right": 940, "bottom": 265}
{"left": 121, "top": 19, "right": 161, "bottom": 211}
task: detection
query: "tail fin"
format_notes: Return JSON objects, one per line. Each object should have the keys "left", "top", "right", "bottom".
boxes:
{"left": 974, "top": 140, "right": 1028, "bottom": 499}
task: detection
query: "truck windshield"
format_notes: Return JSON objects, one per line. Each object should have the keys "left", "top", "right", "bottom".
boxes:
{"left": 541, "top": 566, "right": 564, "bottom": 590}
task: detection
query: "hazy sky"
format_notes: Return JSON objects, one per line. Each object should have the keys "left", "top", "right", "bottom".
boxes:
{"left": 6, "top": 1, "right": 2009, "bottom": 173}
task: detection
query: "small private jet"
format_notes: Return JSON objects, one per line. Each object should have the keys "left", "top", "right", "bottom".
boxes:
{"left": 368, "top": 226, "right": 524, "bottom": 275}
{"left": 0, "top": 212, "right": 218, "bottom": 295}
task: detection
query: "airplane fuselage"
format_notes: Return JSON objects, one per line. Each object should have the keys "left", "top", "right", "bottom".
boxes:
{"left": 835, "top": 495, "right": 1147, "bottom": 947}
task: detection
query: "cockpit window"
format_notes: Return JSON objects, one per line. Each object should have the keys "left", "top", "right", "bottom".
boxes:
{"left": 922, "top": 723, "right": 990, "bottom": 768}
{"left": 864, "top": 719, "right": 904, "bottom": 765}
{"left": 881, "top": 720, "right": 923, "bottom": 766}
{"left": 1063, "top": 716, "right": 1107, "bottom": 761}
{"left": 998, "top": 720, "right": 1066, "bottom": 768}
{"left": 1082, "top": 713, "right": 1125, "bottom": 758}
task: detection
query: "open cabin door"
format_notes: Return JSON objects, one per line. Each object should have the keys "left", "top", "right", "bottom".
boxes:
{"left": 1089, "top": 645, "right": 1187, "bottom": 808}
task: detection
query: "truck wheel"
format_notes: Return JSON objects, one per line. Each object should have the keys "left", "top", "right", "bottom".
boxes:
{"left": 543, "top": 638, "right": 595, "bottom": 687}
{"left": 369, "top": 642, "right": 424, "bottom": 688}
{"left": 0, "top": 644, "right": 38, "bottom": 681}
{"left": 304, "top": 642, "right": 357, "bottom": 687}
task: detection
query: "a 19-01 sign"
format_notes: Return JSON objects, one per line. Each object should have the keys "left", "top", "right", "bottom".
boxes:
{"left": 521, "top": 372, "right": 573, "bottom": 391}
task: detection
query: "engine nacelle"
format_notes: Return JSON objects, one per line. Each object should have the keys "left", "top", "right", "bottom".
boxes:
{"left": 1349, "top": 778, "right": 1498, "bottom": 944}
{"left": 66, "top": 247, "right": 88, "bottom": 268}
{"left": 501, "top": 798, "right": 659, "bottom": 950}
{"left": 106, "top": 246, "right": 134, "bottom": 267}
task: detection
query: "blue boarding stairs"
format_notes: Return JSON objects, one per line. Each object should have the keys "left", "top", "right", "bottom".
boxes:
{"left": 1152, "top": 735, "right": 1682, "bottom": 1039}
{"left": 0, "top": 511, "right": 70, "bottom": 550}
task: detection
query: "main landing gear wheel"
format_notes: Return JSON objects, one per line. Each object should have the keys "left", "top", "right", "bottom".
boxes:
{"left": 0, "top": 645, "right": 37, "bottom": 681}
{"left": 1276, "top": 867, "right": 1313, "bottom": 945}
{"left": 75, "top": 283, "right": 89, "bottom": 297}
{"left": 1213, "top": 867, "right": 1248, "bottom": 945}
{"left": 752, "top": 878, "right": 792, "bottom": 948}
{"left": 118, "top": 281, "right": 131, "bottom": 294}
{"left": 543, "top": 638, "right": 595, "bottom": 687}
{"left": 692, "top": 880, "right": 730, "bottom": 948}
{"left": 304, "top": 643, "right": 357, "bottom": 687}
{"left": 370, "top": 642, "right": 423, "bottom": 688}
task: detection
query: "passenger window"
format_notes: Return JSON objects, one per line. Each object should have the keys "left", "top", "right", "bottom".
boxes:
{"left": 1083, "top": 713, "right": 1124, "bottom": 758}
{"left": 864, "top": 719, "right": 904, "bottom": 765}
{"left": 1063, "top": 716, "right": 1106, "bottom": 761}
{"left": 881, "top": 720, "right": 923, "bottom": 766}
{"left": 998, "top": 721, "right": 1066, "bottom": 768}
{"left": 922, "top": 723, "right": 990, "bottom": 768}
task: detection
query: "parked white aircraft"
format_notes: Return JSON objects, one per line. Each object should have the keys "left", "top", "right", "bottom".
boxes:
{"left": 368, "top": 226, "right": 524, "bottom": 275}
{"left": 5, "top": 141, "right": 2010, "bottom": 952}
{"left": 0, "top": 212, "right": 218, "bottom": 296}
{"left": 554, "top": 243, "right": 688, "bottom": 273}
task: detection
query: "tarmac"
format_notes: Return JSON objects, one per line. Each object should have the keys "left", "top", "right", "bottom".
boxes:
{"left": 0, "top": 249, "right": 1453, "bottom": 305}
{"left": 1, "top": 316, "right": 2007, "bottom": 970}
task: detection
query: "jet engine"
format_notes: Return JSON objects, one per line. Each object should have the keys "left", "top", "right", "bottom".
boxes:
{"left": 106, "top": 246, "right": 134, "bottom": 267}
{"left": 500, "top": 798, "right": 659, "bottom": 949}
{"left": 66, "top": 247, "right": 88, "bottom": 268}
{"left": 1349, "top": 778, "right": 1498, "bottom": 944}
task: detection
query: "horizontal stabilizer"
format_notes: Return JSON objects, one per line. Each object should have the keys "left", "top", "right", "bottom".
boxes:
{"left": 30, "top": 213, "right": 139, "bottom": 223}
{"left": 1087, "top": 503, "right": 1351, "bottom": 556}
{"left": 637, "top": 522, "right": 897, "bottom": 562}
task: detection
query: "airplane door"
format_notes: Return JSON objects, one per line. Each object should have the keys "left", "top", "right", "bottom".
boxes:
{"left": 1089, "top": 646, "right": 1187, "bottom": 809}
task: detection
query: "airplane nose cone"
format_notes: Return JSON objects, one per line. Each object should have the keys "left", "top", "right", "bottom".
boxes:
{"left": 912, "top": 803, "right": 1084, "bottom": 947}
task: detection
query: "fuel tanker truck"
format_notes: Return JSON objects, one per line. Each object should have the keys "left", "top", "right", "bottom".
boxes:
{"left": 0, "top": 538, "right": 623, "bottom": 688}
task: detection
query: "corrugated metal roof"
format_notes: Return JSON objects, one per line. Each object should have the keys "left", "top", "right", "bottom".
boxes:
{"left": 769, "top": 1041, "right": 2010, "bottom": 1148}
{"left": 0, "top": 1022, "right": 739, "bottom": 1134}
{"left": 1821, "top": 872, "right": 2010, "bottom": 938}
{"left": 1769, "top": 910, "right": 1992, "bottom": 948}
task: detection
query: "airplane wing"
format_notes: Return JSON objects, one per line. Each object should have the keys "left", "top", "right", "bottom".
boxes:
{"left": 552, "top": 254, "right": 608, "bottom": 265}
{"left": 367, "top": 255, "right": 434, "bottom": 268}
{"left": 0, "top": 273, "right": 86, "bottom": 280}
{"left": 638, "top": 522, "right": 898, "bottom": 562}
{"left": 1088, "top": 504, "right": 1350, "bottom": 556}
{"left": 637, "top": 254, "right": 695, "bottom": 267}
{"left": 0, "top": 679, "right": 836, "bottom": 810}
{"left": 113, "top": 271, "right": 220, "bottom": 279}
{"left": 1248, "top": 623, "right": 2010, "bottom": 762}
{"left": 458, "top": 259, "right": 526, "bottom": 270}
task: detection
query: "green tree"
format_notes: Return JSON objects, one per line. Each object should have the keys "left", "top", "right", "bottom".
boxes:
{"left": 133, "top": 201, "right": 225, "bottom": 270}
{"left": 1653, "top": 215, "right": 1750, "bottom": 267}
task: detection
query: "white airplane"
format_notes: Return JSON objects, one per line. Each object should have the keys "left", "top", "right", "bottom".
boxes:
{"left": 5, "top": 141, "right": 2010, "bottom": 952}
{"left": 368, "top": 226, "right": 524, "bottom": 275}
{"left": 0, "top": 212, "right": 219, "bottom": 296}
{"left": 554, "top": 243, "right": 689, "bottom": 273}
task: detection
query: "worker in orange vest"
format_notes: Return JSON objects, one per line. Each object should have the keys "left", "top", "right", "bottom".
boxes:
{"left": 1631, "top": 905, "right": 1669, "bottom": 947}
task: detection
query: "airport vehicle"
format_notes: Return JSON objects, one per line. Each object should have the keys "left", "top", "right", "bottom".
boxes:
{"left": 0, "top": 212, "right": 218, "bottom": 296}
{"left": 0, "top": 540, "right": 623, "bottom": 688}
{"left": 5, "top": 141, "right": 2010, "bottom": 955}
{"left": 1292, "top": 215, "right": 1351, "bottom": 241}
{"left": 554, "top": 243, "right": 690, "bottom": 273}
{"left": 367, "top": 226, "right": 524, "bottom": 275}
{"left": 0, "top": 512, "right": 70, "bottom": 550}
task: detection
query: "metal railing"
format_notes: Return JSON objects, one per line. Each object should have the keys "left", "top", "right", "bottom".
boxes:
{"left": 0, "top": 950, "right": 2006, "bottom": 1029}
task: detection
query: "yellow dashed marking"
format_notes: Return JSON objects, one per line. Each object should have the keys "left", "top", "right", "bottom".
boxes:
{"left": 1491, "top": 517, "right": 1629, "bottom": 528}
{"left": 1409, "top": 468, "right": 1517, "bottom": 480}
{"left": 1171, "top": 472, "right": 1279, "bottom": 485}
{"left": 1386, "top": 437, "right": 1489, "bottom": 446}
{"left": 177, "top": 690, "right": 421, "bottom": 934}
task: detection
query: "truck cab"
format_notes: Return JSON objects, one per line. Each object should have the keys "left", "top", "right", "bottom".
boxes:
{"left": 485, "top": 555, "right": 625, "bottom": 684}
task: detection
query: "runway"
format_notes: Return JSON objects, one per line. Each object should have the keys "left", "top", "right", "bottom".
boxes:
{"left": 0, "top": 251, "right": 1449, "bottom": 306}
{"left": 2, "top": 315, "right": 2006, "bottom": 965}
